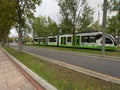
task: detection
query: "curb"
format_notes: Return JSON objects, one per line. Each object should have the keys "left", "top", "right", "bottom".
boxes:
{"left": 74, "top": 52, "right": 120, "bottom": 62}
{"left": 1, "top": 47, "right": 58, "bottom": 90}
{"left": 23, "top": 50, "right": 120, "bottom": 85}
{"left": 68, "top": 52, "right": 120, "bottom": 62}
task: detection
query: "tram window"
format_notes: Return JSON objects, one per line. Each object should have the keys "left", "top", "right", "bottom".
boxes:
{"left": 81, "top": 36, "right": 88, "bottom": 42}
{"left": 34, "top": 39, "right": 37, "bottom": 42}
{"left": 101, "top": 38, "right": 113, "bottom": 44}
{"left": 67, "top": 37, "right": 71, "bottom": 42}
{"left": 40, "top": 39, "right": 43, "bottom": 42}
{"left": 105, "top": 38, "right": 113, "bottom": 44}
{"left": 89, "top": 36, "right": 96, "bottom": 42}
{"left": 81, "top": 36, "right": 96, "bottom": 43}
{"left": 96, "top": 34, "right": 102, "bottom": 40}
{"left": 61, "top": 37, "right": 63, "bottom": 44}
{"left": 49, "top": 38, "right": 56, "bottom": 42}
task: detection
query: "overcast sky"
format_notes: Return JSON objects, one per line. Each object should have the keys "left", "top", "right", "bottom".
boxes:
{"left": 10, "top": 0, "right": 104, "bottom": 37}
{"left": 34, "top": 0, "right": 103, "bottom": 23}
{"left": 34, "top": 0, "right": 60, "bottom": 23}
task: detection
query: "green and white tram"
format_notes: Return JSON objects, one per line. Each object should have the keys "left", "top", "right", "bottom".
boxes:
{"left": 34, "top": 31, "right": 117, "bottom": 50}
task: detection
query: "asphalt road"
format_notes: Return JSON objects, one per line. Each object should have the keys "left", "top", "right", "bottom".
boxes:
{"left": 11, "top": 44, "right": 120, "bottom": 78}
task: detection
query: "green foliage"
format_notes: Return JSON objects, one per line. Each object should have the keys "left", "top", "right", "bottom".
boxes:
{"left": 33, "top": 16, "right": 48, "bottom": 37}
{"left": 78, "top": 2, "right": 93, "bottom": 31}
{"left": 107, "top": 15, "right": 120, "bottom": 45}
{"left": 32, "top": 16, "right": 58, "bottom": 37}
{"left": 8, "top": 38, "right": 14, "bottom": 43}
{"left": 109, "top": 0, "right": 120, "bottom": 12}
{"left": 0, "top": 0, "right": 42, "bottom": 50}
{"left": 107, "top": 16, "right": 118, "bottom": 36}
{"left": 60, "top": 18, "right": 72, "bottom": 34}
{"left": 107, "top": 0, "right": 120, "bottom": 45}
{"left": 91, "top": 21, "right": 102, "bottom": 31}
{"left": 58, "top": 0, "right": 93, "bottom": 32}
{"left": 58, "top": 0, "right": 86, "bottom": 48}
{"left": 58, "top": 0, "right": 93, "bottom": 49}
{"left": 13, "top": 0, "right": 42, "bottom": 52}
{"left": 0, "top": 0, "right": 17, "bottom": 44}
{"left": 47, "top": 16, "right": 58, "bottom": 36}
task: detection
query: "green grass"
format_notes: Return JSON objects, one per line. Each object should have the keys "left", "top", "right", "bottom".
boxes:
{"left": 27, "top": 44, "right": 120, "bottom": 57}
{"left": 3, "top": 46, "right": 120, "bottom": 90}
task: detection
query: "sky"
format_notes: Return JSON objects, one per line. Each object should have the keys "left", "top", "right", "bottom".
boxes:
{"left": 34, "top": 0, "right": 103, "bottom": 23}
{"left": 9, "top": 0, "right": 104, "bottom": 37}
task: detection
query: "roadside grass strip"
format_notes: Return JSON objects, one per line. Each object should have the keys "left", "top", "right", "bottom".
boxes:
{"left": 3, "top": 46, "right": 120, "bottom": 90}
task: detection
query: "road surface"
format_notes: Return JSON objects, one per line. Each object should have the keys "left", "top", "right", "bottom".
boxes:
{"left": 11, "top": 45, "right": 120, "bottom": 79}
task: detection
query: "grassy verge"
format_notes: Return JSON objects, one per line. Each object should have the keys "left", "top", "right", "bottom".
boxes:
{"left": 26, "top": 44, "right": 120, "bottom": 57}
{"left": 3, "top": 46, "right": 120, "bottom": 90}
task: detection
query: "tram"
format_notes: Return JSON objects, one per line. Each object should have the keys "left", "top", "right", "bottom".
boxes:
{"left": 34, "top": 31, "right": 117, "bottom": 50}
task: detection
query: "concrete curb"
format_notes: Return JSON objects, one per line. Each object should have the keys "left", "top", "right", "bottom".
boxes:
{"left": 23, "top": 50, "right": 120, "bottom": 85}
{"left": 1, "top": 47, "right": 58, "bottom": 90}
{"left": 73, "top": 52, "right": 120, "bottom": 62}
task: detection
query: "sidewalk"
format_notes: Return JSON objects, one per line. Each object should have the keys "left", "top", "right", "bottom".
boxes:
{"left": 0, "top": 48, "right": 43, "bottom": 90}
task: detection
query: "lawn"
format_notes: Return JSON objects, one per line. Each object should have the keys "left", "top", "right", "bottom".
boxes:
{"left": 3, "top": 46, "right": 120, "bottom": 90}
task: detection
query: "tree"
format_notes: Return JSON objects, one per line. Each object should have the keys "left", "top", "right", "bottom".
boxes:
{"left": 32, "top": 16, "right": 47, "bottom": 37}
{"left": 109, "top": 0, "right": 120, "bottom": 12}
{"left": 78, "top": 2, "right": 93, "bottom": 32}
{"left": 107, "top": 15, "right": 120, "bottom": 45}
{"left": 108, "top": 0, "right": 120, "bottom": 45}
{"left": 22, "top": 23, "right": 31, "bottom": 44}
{"left": 0, "top": 0, "right": 17, "bottom": 46}
{"left": 60, "top": 18, "right": 72, "bottom": 34}
{"left": 32, "top": 16, "right": 58, "bottom": 37}
{"left": 58, "top": 0, "right": 87, "bottom": 48}
{"left": 47, "top": 16, "right": 58, "bottom": 36}
{"left": 12, "top": 0, "right": 41, "bottom": 52}
{"left": 91, "top": 21, "right": 102, "bottom": 31}
{"left": 31, "top": 16, "right": 58, "bottom": 45}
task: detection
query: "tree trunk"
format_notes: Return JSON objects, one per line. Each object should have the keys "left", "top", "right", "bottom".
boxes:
{"left": 2, "top": 31, "right": 6, "bottom": 45}
{"left": 6, "top": 34, "right": 9, "bottom": 47}
{"left": 117, "top": 32, "right": 120, "bottom": 46}
{"left": 72, "top": 23, "right": 75, "bottom": 49}
{"left": 18, "top": 26, "right": 23, "bottom": 52}
{"left": 18, "top": 12, "right": 23, "bottom": 52}
{"left": 2, "top": 38, "right": 6, "bottom": 45}
{"left": 102, "top": 0, "right": 107, "bottom": 55}
{"left": 16, "top": 0, "right": 23, "bottom": 52}
{"left": 32, "top": 29, "right": 35, "bottom": 45}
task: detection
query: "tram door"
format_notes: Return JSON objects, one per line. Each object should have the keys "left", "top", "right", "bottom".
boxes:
{"left": 61, "top": 37, "right": 66, "bottom": 45}
{"left": 75, "top": 36, "right": 80, "bottom": 46}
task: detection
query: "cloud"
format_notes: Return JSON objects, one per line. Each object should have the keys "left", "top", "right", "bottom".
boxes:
{"left": 35, "top": 0, "right": 104, "bottom": 24}
{"left": 34, "top": 0, "right": 60, "bottom": 23}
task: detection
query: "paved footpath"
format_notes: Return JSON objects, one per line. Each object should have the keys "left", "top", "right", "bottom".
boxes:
{"left": 0, "top": 48, "right": 43, "bottom": 90}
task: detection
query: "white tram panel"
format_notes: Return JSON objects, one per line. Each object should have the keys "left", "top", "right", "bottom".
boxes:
{"left": 59, "top": 34, "right": 73, "bottom": 46}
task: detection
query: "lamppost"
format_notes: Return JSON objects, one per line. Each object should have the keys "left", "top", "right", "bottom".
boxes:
{"left": 57, "top": 26, "right": 61, "bottom": 46}
{"left": 102, "top": 0, "right": 107, "bottom": 55}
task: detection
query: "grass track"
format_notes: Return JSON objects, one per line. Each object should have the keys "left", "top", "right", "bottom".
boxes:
{"left": 27, "top": 44, "right": 120, "bottom": 57}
